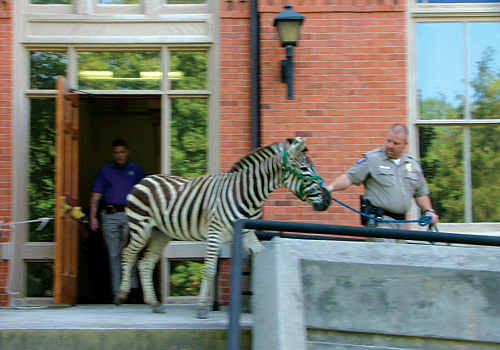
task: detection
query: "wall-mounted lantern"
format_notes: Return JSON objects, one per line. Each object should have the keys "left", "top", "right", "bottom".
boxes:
{"left": 273, "top": 5, "right": 305, "bottom": 100}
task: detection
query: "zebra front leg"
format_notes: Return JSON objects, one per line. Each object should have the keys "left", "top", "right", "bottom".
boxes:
{"left": 197, "top": 235, "right": 222, "bottom": 319}
{"left": 138, "top": 229, "right": 171, "bottom": 313}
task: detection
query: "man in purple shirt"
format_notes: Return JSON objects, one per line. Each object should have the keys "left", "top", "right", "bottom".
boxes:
{"left": 89, "top": 139, "right": 146, "bottom": 301}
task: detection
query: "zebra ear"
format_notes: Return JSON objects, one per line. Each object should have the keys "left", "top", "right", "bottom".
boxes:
{"left": 287, "top": 137, "right": 307, "bottom": 159}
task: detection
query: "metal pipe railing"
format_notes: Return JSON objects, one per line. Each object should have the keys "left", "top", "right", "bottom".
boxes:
{"left": 227, "top": 219, "right": 500, "bottom": 350}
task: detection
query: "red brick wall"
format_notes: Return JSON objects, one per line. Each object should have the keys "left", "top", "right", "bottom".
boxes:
{"left": 0, "top": 0, "right": 12, "bottom": 306}
{"left": 221, "top": 0, "right": 407, "bottom": 226}
{"left": 219, "top": 0, "right": 407, "bottom": 304}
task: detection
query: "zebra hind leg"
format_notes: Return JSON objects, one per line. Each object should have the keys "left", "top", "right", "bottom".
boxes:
{"left": 243, "top": 230, "right": 265, "bottom": 255}
{"left": 197, "top": 235, "right": 222, "bottom": 319}
{"left": 138, "top": 229, "right": 171, "bottom": 313}
{"left": 115, "top": 225, "right": 150, "bottom": 306}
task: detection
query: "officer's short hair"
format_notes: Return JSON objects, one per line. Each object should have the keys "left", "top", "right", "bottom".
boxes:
{"left": 390, "top": 124, "right": 407, "bottom": 140}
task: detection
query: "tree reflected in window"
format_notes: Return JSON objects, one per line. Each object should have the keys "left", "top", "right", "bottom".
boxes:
{"left": 419, "top": 126, "right": 464, "bottom": 223}
{"left": 170, "top": 51, "right": 207, "bottom": 90}
{"left": 30, "top": 52, "right": 68, "bottom": 90}
{"left": 170, "top": 98, "right": 207, "bottom": 177}
{"left": 29, "top": 99, "right": 56, "bottom": 242}
{"left": 78, "top": 51, "right": 161, "bottom": 90}
{"left": 418, "top": 22, "right": 500, "bottom": 223}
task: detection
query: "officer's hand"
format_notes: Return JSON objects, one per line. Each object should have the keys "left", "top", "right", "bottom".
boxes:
{"left": 90, "top": 217, "right": 100, "bottom": 232}
{"left": 428, "top": 212, "right": 439, "bottom": 226}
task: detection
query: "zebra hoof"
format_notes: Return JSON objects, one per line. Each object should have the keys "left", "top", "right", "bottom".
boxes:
{"left": 197, "top": 308, "right": 208, "bottom": 319}
{"left": 114, "top": 295, "right": 124, "bottom": 306}
{"left": 153, "top": 304, "right": 167, "bottom": 314}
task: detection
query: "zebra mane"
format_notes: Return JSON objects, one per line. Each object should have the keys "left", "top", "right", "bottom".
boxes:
{"left": 228, "top": 141, "right": 284, "bottom": 173}
{"left": 228, "top": 138, "right": 308, "bottom": 173}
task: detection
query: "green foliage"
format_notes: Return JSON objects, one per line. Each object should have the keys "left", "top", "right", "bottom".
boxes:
{"left": 420, "top": 127, "right": 465, "bottom": 223}
{"left": 30, "top": 51, "right": 68, "bottom": 89}
{"left": 170, "top": 51, "right": 207, "bottom": 90}
{"left": 169, "top": 260, "right": 204, "bottom": 297}
{"left": 170, "top": 98, "right": 208, "bottom": 177}
{"left": 169, "top": 51, "right": 208, "bottom": 177}
{"left": 78, "top": 51, "right": 161, "bottom": 90}
{"left": 29, "top": 99, "right": 56, "bottom": 241}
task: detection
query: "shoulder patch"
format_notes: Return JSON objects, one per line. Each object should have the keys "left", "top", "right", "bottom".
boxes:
{"left": 354, "top": 154, "right": 367, "bottom": 165}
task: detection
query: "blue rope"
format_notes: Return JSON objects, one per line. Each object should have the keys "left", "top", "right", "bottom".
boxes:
{"left": 330, "top": 195, "right": 432, "bottom": 227}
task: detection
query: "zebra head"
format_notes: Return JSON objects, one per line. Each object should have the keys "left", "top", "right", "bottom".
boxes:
{"left": 281, "top": 137, "right": 332, "bottom": 211}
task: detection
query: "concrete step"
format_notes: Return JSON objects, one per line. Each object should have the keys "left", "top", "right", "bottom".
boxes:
{"left": 0, "top": 304, "right": 252, "bottom": 350}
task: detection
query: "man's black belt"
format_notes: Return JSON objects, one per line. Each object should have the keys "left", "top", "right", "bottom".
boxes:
{"left": 361, "top": 196, "right": 405, "bottom": 224}
{"left": 381, "top": 209, "right": 405, "bottom": 221}
{"left": 104, "top": 204, "right": 126, "bottom": 214}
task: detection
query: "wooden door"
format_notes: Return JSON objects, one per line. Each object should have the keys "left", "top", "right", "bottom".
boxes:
{"left": 53, "top": 76, "right": 80, "bottom": 304}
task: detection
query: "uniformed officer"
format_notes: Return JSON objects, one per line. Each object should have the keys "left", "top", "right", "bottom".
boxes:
{"left": 328, "top": 124, "right": 438, "bottom": 235}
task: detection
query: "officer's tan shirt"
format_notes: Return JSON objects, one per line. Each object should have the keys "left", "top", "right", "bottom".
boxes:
{"left": 346, "top": 147, "right": 430, "bottom": 214}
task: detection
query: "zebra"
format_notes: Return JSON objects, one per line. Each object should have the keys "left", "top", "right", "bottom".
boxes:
{"left": 115, "top": 137, "right": 331, "bottom": 318}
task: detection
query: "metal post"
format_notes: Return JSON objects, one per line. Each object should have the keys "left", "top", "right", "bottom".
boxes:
{"left": 250, "top": 0, "right": 261, "bottom": 150}
{"left": 286, "top": 46, "right": 293, "bottom": 99}
{"left": 227, "top": 219, "right": 244, "bottom": 350}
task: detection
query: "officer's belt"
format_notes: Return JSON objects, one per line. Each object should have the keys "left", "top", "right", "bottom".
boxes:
{"left": 104, "top": 204, "right": 126, "bottom": 214}
{"left": 373, "top": 207, "right": 405, "bottom": 221}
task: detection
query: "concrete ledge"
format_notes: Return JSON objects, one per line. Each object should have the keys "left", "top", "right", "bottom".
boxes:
{"left": 0, "top": 329, "right": 252, "bottom": 350}
{"left": 252, "top": 237, "right": 500, "bottom": 350}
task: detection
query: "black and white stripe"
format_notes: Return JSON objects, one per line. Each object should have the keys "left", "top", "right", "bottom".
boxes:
{"left": 116, "top": 137, "right": 331, "bottom": 317}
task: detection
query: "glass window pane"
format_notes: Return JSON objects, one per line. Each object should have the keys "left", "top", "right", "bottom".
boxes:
{"left": 471, "top": 126, "right": 500, "bottom": 222}
{"left": 468, "top": 23, "right": 500, "bottom": 120}
{"left": 170, "top": 51, "right": 208, "bottom": 90}
{"left": 419, "top": 126, "right": 464, "bottom": 223}
{"left": 169, "top": 260, "right": 204, "bottom": 297}
{"left": 30, "top": 0, "right": 71, "bottom": 3}
{"left": 29, "top": 99, "right": 55, "bottom": 242}
{"left": 417, "top": 23, "right": 465, "bottom": 114}
{"left": 78, "top": 51, "right": 161, "bottom": 90}
{"left": 27, "top": 262, "right": 54, "bottom": 297}
{"left": 170, "top": 98, "right": 208, "bottom": 177}
{"left": 30, "top": 52, "right": 68, "bottom": 90}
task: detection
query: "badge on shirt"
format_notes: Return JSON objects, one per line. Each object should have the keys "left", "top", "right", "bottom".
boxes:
{"left": 406, "top": 163, "right": 414, "bottom": 173}
{"left": 128, "top": 170, "right": 135, "bottom": 176}
{"left": 355, "top": 155, "right": 367, "bottom": 165}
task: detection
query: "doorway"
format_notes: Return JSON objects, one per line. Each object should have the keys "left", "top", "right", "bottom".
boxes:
{"left": 77, "top": 96, "right": 161, "bottom": 303}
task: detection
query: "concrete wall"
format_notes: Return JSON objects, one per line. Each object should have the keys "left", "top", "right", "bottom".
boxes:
{"left": 252, "top": 238, "right": 500, "bottom": 350}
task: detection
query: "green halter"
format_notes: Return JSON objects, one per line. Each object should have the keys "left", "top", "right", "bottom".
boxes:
{"left": 282, "top": 149, "right": 324, "bottom": 200}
